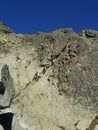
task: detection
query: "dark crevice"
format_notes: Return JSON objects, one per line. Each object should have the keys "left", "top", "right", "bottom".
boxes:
{"left": 0, "top": 82, "right": 5, "bottom": 95}
{"left": 0, "top": 112, "right": 14, "bottom": 130}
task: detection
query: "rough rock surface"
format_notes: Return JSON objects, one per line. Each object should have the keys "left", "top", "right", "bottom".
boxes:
{"left": 0, "top": 22, "right": 97, "bottom": 130}
{"left": 0, "top": 64, "right": 15, "bottom": 109}
{"left": 0, "top": 22, "right": 14, "bottom": 34}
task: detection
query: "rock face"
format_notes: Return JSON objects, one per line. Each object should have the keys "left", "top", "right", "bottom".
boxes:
{"left": 0, "top": 23, "right": 98, "bottom": 130}
{"left": 53, "top": 30, "right": 98, "bottom": 108}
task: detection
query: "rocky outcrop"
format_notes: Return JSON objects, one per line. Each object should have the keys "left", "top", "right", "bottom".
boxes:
{"left": 0, "top": 64, "right": 15, "bottom": 109}
{"left": 52, "top": 30, "right": 98, "bottom": 109}
{"left": 0, "top": 64, "right": 15, "bottom": 130}
{"left": 0, "top": 22, "right": 14, "bottom": 34}
{"left": 0, "top": 23, "right": 98, "bottom": 130}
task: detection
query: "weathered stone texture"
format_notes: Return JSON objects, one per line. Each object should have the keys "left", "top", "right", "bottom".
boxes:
{"left": 0, "top": 23, "right": 97, "bottom": 130}
{"left": 0, "top": 64, "right": 15, "bottom": 109}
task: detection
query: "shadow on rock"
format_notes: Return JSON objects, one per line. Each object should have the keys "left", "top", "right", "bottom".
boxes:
{"left": 0, "top": 112, "right": 14, "bottom": 130}
{"left": 0, "top": 82, "right": 5, "bottom": 95}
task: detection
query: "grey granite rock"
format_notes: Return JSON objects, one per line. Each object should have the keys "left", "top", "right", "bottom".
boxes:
{"left": 0, "top": 23, "right": 97, "bottom": 129}
{"left": 12, "top": 117, "right": 27, "bottom": 130}
{"left": 0, "top": 125, "right": 4, "bottom": 130}
{"left": 52, "top": 32, "right": 98, "bottom": 110}
{"left": 0, "top": 64, "right": 15, "bottom": 109}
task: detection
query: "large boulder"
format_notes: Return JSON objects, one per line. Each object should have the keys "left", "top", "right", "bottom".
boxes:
{"left": 0, "top": 64, "right": 15, "bottom": 109}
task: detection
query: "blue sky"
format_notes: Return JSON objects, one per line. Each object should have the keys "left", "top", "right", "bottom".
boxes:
{"left": 0, "top": 0, "right": 98, "bottom": 34}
